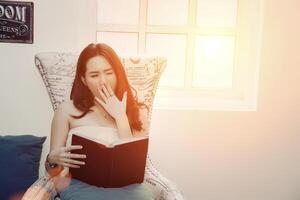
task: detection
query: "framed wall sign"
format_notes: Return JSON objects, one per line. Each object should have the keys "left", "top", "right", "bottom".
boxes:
{"left": 0, "top": 1, "right": 34, "bottom": 44}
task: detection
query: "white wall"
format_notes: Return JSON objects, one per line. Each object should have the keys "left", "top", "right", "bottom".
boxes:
{"left": 0, "top": 0, "right": 96, "bottom": 176}
{"left": 0, "top": 0, "right": 299, "bottom": 200}
{"left": 148, "top": 0, "right": 300, "bottom": 199}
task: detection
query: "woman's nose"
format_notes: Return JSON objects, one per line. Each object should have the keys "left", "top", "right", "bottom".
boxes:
{"left": 99, "top": 74, "right": 107, "bottom": 85}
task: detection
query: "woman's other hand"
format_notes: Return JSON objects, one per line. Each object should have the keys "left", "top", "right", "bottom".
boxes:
{"left": 94, "top": 82, "right": 127, "bottom": 120}
{"left": 48, "top": 145, "right": 86, "bottom": 168}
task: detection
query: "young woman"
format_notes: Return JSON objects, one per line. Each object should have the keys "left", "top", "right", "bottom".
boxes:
{"left": 45, "top": 43, "right": 153, "bottom": 200}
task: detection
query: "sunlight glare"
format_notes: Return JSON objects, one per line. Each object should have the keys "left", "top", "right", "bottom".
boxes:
{"left": 193, "top": 36, "right": 235, "bottom": 88}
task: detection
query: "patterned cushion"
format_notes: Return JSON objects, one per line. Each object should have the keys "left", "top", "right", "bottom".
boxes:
{"left": 35, "top": 53, "right": 166, "bottom": 130}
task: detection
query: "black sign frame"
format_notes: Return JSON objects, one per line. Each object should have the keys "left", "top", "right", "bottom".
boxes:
{"left": 0, "top": 1, "right": 34, "bottom": 44}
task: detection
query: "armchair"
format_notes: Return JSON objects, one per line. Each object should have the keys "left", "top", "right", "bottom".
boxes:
{"left": 22, "top": 52, "right": 185, "bottom": 200}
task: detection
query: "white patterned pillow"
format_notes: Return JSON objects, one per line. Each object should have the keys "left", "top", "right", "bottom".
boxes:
{"left": 35, "top": 53, "right": 166, "bottom": 131}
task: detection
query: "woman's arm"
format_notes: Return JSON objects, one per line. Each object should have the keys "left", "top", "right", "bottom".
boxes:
{"left": 115, "top": 106, "right": 150, "bottom": 138}
{"left": 50, "top": 102, "right": 70, "bottom": 154}
{"left": 46, "top": 101, "right": 86, "bottom": 173}
{"left": 45, "top": 102, "right": 70, "bottom": 172}
{"left": 115, "top": 113, "right": 134, "bottom": 139}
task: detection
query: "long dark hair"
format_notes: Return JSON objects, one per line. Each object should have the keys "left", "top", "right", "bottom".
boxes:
{"left": 70, "top": 43, "right": 148, "bottom": 131}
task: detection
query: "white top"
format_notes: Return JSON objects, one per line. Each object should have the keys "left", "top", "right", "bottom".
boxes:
{"left": 66, "top": 125, "right": 120, "bottom": 147}
{"left": 60, "top": 125, "right": 120, "bottom": 176}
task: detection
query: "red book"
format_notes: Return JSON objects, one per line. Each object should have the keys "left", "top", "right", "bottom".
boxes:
{"left": 69, "top": 133, "right": 149, "bottom": 188}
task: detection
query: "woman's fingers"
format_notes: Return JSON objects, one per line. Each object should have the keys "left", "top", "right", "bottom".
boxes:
{"left": 64, "top": 145, "right": 83, "bottom": 152}
{"left": 62, "top": 162, "right": 81, "bottom": 168}
{"left": 102, "top": 83, "right": 111, "bottom": 97}
{"left": 48, "top": 146, "right": 86, "bottom": 169}
{"left": 58, "top": 146, "right": 87, "bottom": 168}
{"left": 61, "top": 158, "right": 85, "bottom": 166}
{"left": 98, "top": 88, "right": 108, "bottom": 103}
{"left": 61, "top": 152, "right": 86, "bottom": 159}
{"left": 95, "top": 96, "right": 105, "bottom": 108}
{"left": 59, "top": 157, "right": 85, "bottom": 168}
{"left": 104, "top": 83, "right": 115, "bottom": 97}
{"left": 107, "top": 84, "right": 114, "bottom": 95}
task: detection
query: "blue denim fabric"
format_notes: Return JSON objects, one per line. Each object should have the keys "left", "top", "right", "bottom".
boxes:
{"left": 59, "top": 178, "right": 154, "bottom": 200}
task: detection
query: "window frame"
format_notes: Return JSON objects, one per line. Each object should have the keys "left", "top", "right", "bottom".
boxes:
{"left": 96, "top": 0, "right": 264, "bottom": 111}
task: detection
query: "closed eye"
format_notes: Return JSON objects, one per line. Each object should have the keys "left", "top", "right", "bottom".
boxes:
{"left": 91, "top": 72, "right": 113, "bottom": 77}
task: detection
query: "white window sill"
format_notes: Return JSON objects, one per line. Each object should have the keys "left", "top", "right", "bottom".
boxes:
{"left": 152, "top": 87, "right": 258, "bottom": 111}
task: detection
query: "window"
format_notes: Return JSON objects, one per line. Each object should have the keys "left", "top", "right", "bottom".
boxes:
{"left": 96, "top": 0, "right": 264, "bottom": 111}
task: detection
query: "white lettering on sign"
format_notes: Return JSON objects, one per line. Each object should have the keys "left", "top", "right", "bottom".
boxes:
{"left": 0, "top": 4, "right": 26, "bottom": 23}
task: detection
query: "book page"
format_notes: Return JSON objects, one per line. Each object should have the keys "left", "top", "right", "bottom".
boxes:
{"left": 73, "top": 132, "right": 148, "bottom": 147}
{"left": 111, "top": 135, "right": 149, "bottom": 146}
{"left": 72, "top": 132, "right": 113, "bottom": 147}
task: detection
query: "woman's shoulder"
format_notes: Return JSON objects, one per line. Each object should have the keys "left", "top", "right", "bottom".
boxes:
{"left": 56, "top": 100, "right": 81, "bottom": 116}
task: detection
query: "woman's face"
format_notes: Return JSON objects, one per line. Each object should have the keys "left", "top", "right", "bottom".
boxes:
{"left": 81, "top": 55, "right": 117, "bottom": 100}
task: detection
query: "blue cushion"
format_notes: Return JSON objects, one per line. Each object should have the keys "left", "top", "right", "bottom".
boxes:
{"left": 0, "top": 135, "right": 46, "bottom": 200}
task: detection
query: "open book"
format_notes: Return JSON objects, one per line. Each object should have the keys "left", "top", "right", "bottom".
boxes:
{"left": 69, "top": 132, "right": 149, "bottom": 188}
